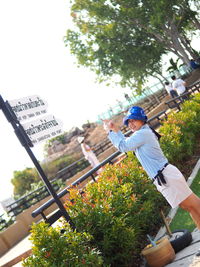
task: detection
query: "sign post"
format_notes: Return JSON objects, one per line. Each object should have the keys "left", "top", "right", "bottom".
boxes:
{"left": 22, "top": 114, "right": 63, "bottom": 145}
{"left": 0, "top": 94, "right": 76, "bottom": 230}
{"left": 8, "top": 95, "right": 48, "bottom": 122}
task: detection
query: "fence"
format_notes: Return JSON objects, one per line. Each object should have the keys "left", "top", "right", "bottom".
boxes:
{"left": 0, "top": 89, "right": 166, "bottom": 230}
{"left": 31, "top": 79, "right": 200, "bottom": 227}
{"left": 97, "top": 85, "right": 168, "bottom": 122}
{"left": 96, "top": 65, "right": 192, "bottom": 122}
{"left": 1, "top": 78, "right": 198, "bottom": 230}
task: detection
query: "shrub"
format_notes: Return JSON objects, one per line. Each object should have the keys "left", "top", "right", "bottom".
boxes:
{"left": 65, "top": 156, "right": 166, "bottom": 266}
{"left": 22, "top": 222, "right": 104, "bottom": 267}
{"left": 25, "top": 93, "right": 200, "bottom": 266}
{"left": 42, "top": 155, "right": 75, "bottom": 179}
{"left": 160, "top": 93, "right": 200, "bottom": 164}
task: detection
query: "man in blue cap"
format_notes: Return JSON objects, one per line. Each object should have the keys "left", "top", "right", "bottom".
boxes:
{"left": 103, "top": 106, "right": 200, "bottom": 230}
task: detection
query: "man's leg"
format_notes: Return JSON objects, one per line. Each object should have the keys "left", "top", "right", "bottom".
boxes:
{"left": 170, "top": 90, "right": 178, "bottom": 98}
{"left": 179, "top": 193, "right": 200, "bottom": 229}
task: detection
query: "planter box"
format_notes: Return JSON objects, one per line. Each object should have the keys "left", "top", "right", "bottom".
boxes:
{"left": 0, "top": 236, "right": 9, "bottom": 257}
{"left": 142, "top": 236, "right": 175, "bottom": 267}
{"left": 16, "top": 203, "right": 42, "bottom": 231}
{"left": 0, "top": 220, "right": 28, "bottom": 251}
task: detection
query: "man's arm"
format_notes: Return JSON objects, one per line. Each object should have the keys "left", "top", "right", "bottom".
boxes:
{"left": 103, "top": 120, "right": 145, "bottom": 152}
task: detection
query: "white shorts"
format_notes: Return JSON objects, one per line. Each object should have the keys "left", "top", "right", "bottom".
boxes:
{"left": 153, "top": 164, "right": 192, "bottom": 208}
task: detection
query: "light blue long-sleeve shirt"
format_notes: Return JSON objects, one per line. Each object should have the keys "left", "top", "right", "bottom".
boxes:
{"left": 108, "top": 124, "right": 168, "bottom": 179}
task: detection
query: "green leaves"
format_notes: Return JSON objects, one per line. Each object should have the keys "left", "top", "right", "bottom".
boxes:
{"left": 166, "top": 58, "right": 184, "bottom": 73}
{"left": 11, "top": 168, "right": 39, "bottom": 196}
{"left": 65, "top": 0, "right": 167, "bottom": 88}
{"left": 22, "top": 222, "right": 103, "bottom": 266}
{"left": 65, "top": 158, "right": 166, "bottom": 266}
{"left": 23, "top": 93, "right": 200, "bottom": 266}
{"left": 65, "top": 0, "right": 199, "bottom": 91}
{"left": 160, "top": 93, "right": 200, "bottom": 163}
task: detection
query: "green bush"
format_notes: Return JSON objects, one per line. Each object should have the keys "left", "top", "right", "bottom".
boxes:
{"left": 65, "top": 156, "right": 166, "bottom": 266}
{"left": 22, "top": 222, "right": 104, "bottom": 267}
{"left": 42, "top": 155, "right": 75, "bottom": 179}
{"left": 160, "top": 93, "right": 200, "bottom": 164}
{"left": 12, "top": 154, "right": 76, "bottom": 197}
{"left": 11, "top": 168, "right": 40, "bottom": 197}
{"left": 25, "top": 93, "right": 200, "bottom": 266}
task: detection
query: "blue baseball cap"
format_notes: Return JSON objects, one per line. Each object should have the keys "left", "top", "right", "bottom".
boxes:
{"left": 123, "top": 106, "right": 147, "bottom": 126}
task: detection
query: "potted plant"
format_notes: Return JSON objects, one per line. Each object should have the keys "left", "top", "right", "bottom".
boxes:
{"left": 141, "top": 235, "right": 175, "bottom": 267}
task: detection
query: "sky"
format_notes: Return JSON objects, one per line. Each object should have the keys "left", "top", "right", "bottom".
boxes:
{"left": 0, "top": 1, "right": 199, "bottom": 205}
{"left": 0, "top": 0, "right": 128, "bottom": 204}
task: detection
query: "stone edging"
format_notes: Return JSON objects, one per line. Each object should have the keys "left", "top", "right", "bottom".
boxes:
{"left": 1, "top": 249, "right": 32, "bottom": 267}
{"left": 155, "top": 158, "right": 200, "bottom": 240}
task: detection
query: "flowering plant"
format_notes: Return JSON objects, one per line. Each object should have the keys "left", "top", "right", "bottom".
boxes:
{"left": 65, "top": 156, "right": 166, "bottom": 266}
{"left": 22, "top": 222, "right": 103, "bottom": 267}
{"left": 160, "top": 93, "right": 200, "bottom": 163}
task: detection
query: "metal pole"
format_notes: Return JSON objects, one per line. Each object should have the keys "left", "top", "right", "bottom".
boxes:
{"left": 22, "top": 140, "right": 75, "bottom": 230}
{"left": 0, "top": 95, "right": 76, "bottom": 230}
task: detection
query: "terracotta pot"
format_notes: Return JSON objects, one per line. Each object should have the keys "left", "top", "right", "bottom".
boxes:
{"left": 141, "top": 236, "right": 175, "bottom": 267}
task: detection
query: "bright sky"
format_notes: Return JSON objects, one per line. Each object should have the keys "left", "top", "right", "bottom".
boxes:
{"left": 0, "top": 0, "right": 127, "bottom": 203}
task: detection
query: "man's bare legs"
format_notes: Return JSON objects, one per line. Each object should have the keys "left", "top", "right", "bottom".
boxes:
{"left": 179, "top": 193, "right": 200, "bottom": 229}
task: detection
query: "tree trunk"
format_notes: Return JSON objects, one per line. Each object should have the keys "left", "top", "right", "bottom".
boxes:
{"left": 133, "top": 18, "right": 191, "bottom": 65}
{"left": 167, "top": 47, "right": 188, "bottom": 64}
{"left": 179, "top": 34, "right": 199, "bottom": 59}
{"left": 192, "top": 17, "right": 200, "bottom": 30}
{"left": 155, "top": 72, "right": 168, "bottom": 82}
{"left": 150, "top": 28, "right": 190, "bottom": 65}
{"left": 170, "top": 34, "right": 190, "bottom": 65}
{"left": 151, "top": 74, "right": 165, "bottom": 86}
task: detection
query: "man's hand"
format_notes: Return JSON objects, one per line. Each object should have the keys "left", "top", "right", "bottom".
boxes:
{"left": 102, "top": 119, "right": 119, "bottom": 133}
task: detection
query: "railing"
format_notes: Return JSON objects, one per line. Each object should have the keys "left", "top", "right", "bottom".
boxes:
{"left": 0, "top": 213, "right": 14, "bottom": 232}
{"left": 165, "top": 80, "right": 200, "bottom": 111}
{"left": 5, "top": 182, "right": 61, "bottom": 218}
{"left": 31, "top": 150, "right": 123, "bottom": 224}
{"left": 97, "top": 87, "right": 167, "bottom": 121}
{"left": 1, "top": 81, "right": 198, "bottom": 230}
{"left": 31, "top": 80, "right": 200, "bottom": 226}
{"left": 0, "top": 91, "right": 165, "bottom": 229}
{"left": 4, "top": 89, "right": 166, "bottom": 210}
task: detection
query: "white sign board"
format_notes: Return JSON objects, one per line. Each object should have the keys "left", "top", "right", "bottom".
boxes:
{"left": 8, "top": 95, "right": 48, "bottom": 121}
{"left": 22, "top": 115, "right": 63, "bottom": 145}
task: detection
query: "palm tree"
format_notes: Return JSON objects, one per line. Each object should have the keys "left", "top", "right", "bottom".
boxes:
{"left": 167, "top": 58, "right": 184, "bottom": 75}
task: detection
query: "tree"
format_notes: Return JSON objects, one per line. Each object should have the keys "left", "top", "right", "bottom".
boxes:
{"left": 166, "top": 58, "right": 184, "bottom": 74}
{"left": 64, "top": 0, "right": 199, "bottom": 88}
{"left": 66, "top": 15, "right": 166, "bottom": 89}
{"left": 11, "top": 154, "right": 76, "bottom": 197}
{"left": 11, "top": 168, "right": 39, "bottom": 197}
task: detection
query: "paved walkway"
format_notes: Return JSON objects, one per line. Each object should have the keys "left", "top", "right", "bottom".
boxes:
{"left": 166, "top": 228, "right": 200, "bottom": 267}
{"left": 0, "top": 234, "right": 31, "bottom": 266}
